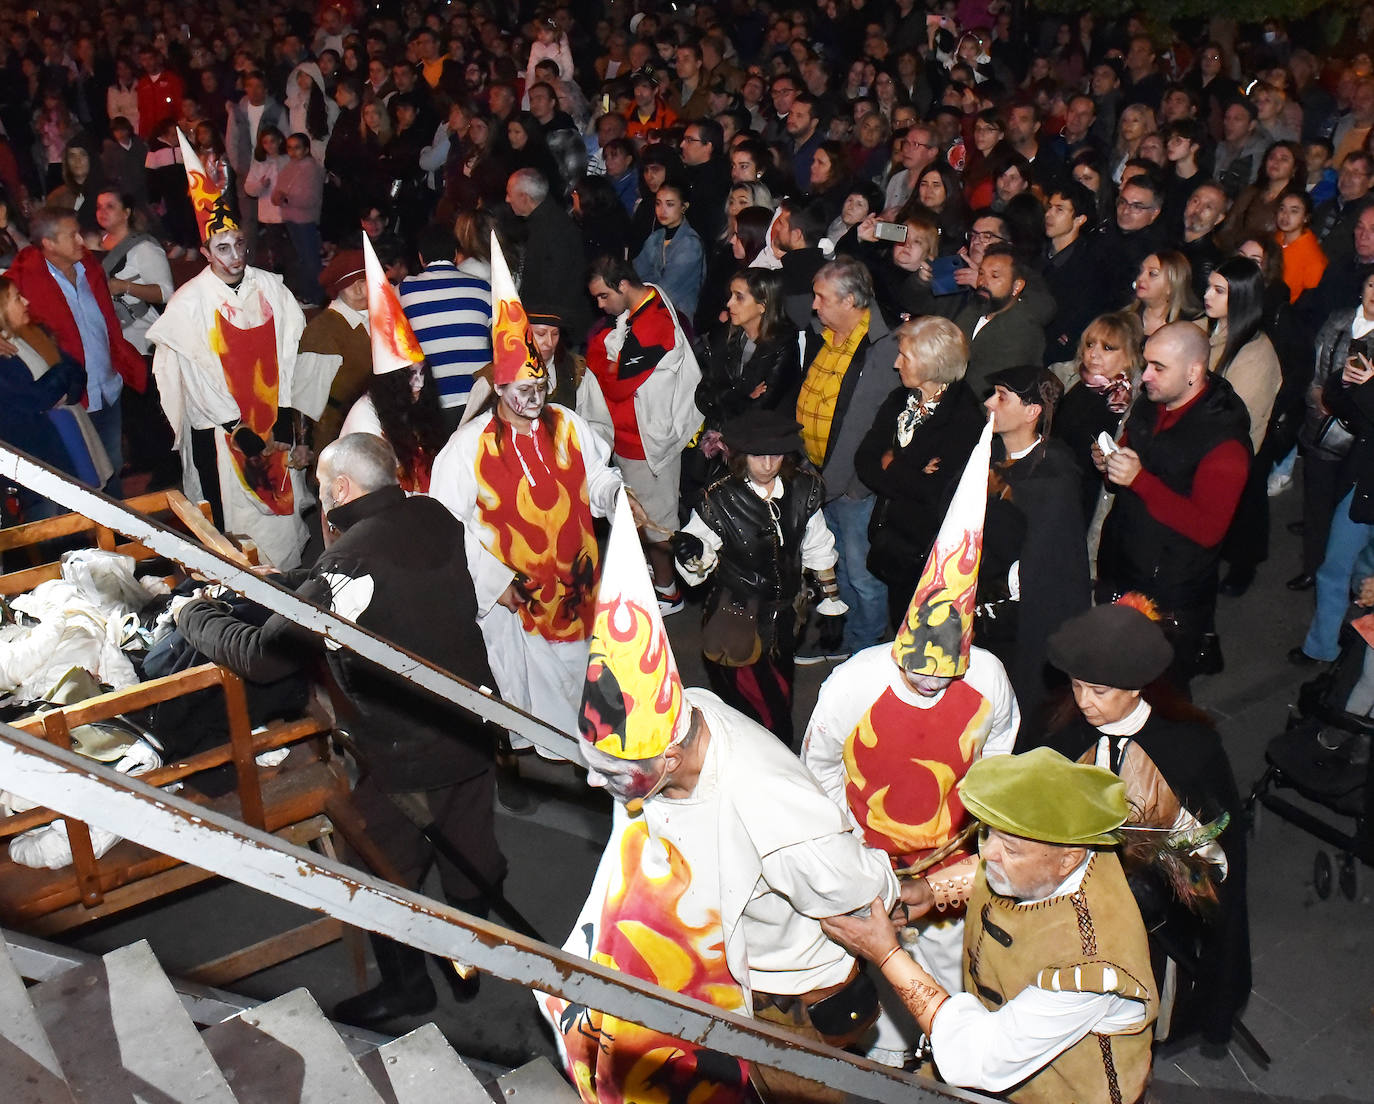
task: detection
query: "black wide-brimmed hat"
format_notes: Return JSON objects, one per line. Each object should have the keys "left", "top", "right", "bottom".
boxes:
{"left": 1046, "top": 600, "right": 1174, "bottom": 690}
{"left": 722, "top": 410, "right": 804, "bottom": 457}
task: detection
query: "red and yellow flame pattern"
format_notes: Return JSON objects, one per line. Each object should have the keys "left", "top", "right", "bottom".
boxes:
{"left": 186, "top": 166, "right": 237, "bottom": 241}
{"left": 843, "top": 682, "right": 993, "bottom": 869}
{"left": 892, "top": 525, "right": 981, "bottom": 677}
{"left": 582, "top": 595, "right": 682, "bottom": 761}
{"left": 212, "top": 310, "right": 293, "bottom": 515}
{"left": 492, "top": 297, "right": 546, "bottom": 387}
{"left": 370, "top": 274, "right": 424, "bottom": 375}
{"left": 544, "top": 821, "right": 748, "bottom": 1104}
{"left": 475, "top": 408, "right": 598, "bottom": 642}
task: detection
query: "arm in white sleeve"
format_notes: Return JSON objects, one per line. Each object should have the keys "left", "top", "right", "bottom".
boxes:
{"left": 674, "top": 509, "right": 721, "bottom": 586}
{"left": 966, "top": 648, "right": 1020, "bottom": 757}
{"left": 929, "top": 987, "right": 1146, "bottom": 1092}
{"left": 151, "top": 346, "right": 188, "bottom": 450}
{"left": 799, "top": 677, "right": 863, "bottom": 834}
{"left": 759, "top": 831, "right": 897, "bottom": 918}
{"left": 798, "top": 506, "right": 838, "bottom": 572}
{"left": 577, "top": 410, "right": 625, "bottom": 518}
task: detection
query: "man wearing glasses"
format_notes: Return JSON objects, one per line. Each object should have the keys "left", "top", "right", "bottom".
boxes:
{"left": 883, "top": 123, "right": 940, "bottom": 211}
{"left": 1096, "top": 175, "right": 1169, "bottom": 308}
{"left": 763, "top": 76, "right": 797, "bottom": 144}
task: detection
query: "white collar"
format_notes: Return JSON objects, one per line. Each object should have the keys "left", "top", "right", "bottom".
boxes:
{"left": 1097, "top": 698, "right": 1151, "bottom": 737}
{"left": 747, "top": 478, "right": 784, "bottom": 501}
{"left": 1006, "top": 436, "right": 1042, "bottom": 460}
{"left": 329, "top": 298, "right": 368, "bottom": 329}
{"left": 1019, "top": 852, "right": 1093, "bottom": 904}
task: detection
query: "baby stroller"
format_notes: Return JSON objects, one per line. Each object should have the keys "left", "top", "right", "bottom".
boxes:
{"left": 1249, "top": 625, "right": 1374, "bottom": 900}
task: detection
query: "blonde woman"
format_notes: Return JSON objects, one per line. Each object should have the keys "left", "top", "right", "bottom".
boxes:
{"left": 1128, "top": 250, "right": 1203, "bottom": 336}
{"left": 1110, "top": 103, "right": 1157, "bottom": 184}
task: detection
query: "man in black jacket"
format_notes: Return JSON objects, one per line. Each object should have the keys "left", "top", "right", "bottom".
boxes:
{"left": 506, "top": 167, "right": 591, "bottom": 340}
{"left": 175, "top": 434, "right": 505, "bottom": 1027}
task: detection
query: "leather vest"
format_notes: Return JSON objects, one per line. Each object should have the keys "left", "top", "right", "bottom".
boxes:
{"left": 962, "top": 852, "right": 1158, "bottom": 1104}
{"left": 697, "top": 471, "right": 822, "bottom": 606}
{"left": 1098, "top": 377, "right": 1249, "bottom": 609}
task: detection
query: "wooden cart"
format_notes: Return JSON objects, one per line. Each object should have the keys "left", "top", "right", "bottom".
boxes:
{"left": 0, "top": 491, "right": 353, "bottom": 987}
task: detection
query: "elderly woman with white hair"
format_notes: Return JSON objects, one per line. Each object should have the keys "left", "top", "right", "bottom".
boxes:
{"left": 854, "top": 315, "right": 987, "bottom": 627}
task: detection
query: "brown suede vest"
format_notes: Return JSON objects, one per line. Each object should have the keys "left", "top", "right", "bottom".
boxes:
{"left": 301, "top": 309, "right": 375, "bottom": 450}
{"left": 961, "top": 851, "right": 1158, "bottom": 1104}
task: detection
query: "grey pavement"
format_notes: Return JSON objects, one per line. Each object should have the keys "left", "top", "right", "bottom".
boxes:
{"left": 63, "top": 481, "right": 1374, "bottom": 1102}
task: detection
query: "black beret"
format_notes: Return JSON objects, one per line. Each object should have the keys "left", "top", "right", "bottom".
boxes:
{"left": 723, "top": 409, "right": 804, "bottom": 457}
{"left": 1045, "top": 602, "right": 1174, "bottom": 689}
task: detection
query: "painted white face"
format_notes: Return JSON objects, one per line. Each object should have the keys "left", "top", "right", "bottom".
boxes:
{"left": 203, "top": 229, "right": 247, "bottom": 281}
{"left": 499, "top": 378, "right": 548, "bottom": 421}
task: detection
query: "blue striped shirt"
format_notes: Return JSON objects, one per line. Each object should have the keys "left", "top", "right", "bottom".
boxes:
{"left": 399, "top": 260, "right": 493, "bottom": 408}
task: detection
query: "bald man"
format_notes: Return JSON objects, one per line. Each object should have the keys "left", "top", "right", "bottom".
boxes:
{"left": 1093, "top": 322, "right": 1252, "bottom": 685}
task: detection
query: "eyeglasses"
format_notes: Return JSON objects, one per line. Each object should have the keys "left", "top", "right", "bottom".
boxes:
{"left": 908, "top": 140, "right": 938, "bottom": 150}
{"left": 969, "top": 230, "right": 1007, "bottom": 242}
{"left": 680, "top": 135, "right": 706, "bottom": 144}
{"left": 1116, "top": 197, "right": 1158, "bottom": 212}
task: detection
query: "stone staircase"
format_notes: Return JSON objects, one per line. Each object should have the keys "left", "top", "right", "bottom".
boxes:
{"left": 0, "top": 935, "right": 576, "bottom": 1104}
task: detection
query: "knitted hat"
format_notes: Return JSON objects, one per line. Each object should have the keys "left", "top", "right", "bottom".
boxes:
{"left": 959, "top": 747, "right": 1129, "bottom": 846}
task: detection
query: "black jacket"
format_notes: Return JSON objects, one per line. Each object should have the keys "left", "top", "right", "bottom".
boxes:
{"left": 520, "top": 197, "right": 592, "bottom": 340}
{"left": 695, "top": 324, "right": 801, "bottom": 429}
{"left": 1098, "top": 377, "right": 1252, "bottom": 609}
{"left": 1042, "top": 234, "right": 1109, "bottom": 365}
{"left": 855, "top": 380, "right": 986, "bottom": 588}
{"left": 178, "top": 487, "right": 495, "bottom": 792}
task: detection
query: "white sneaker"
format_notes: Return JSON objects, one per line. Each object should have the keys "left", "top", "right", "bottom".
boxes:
{"left": 655, "top": 587, "right": 684, "bottom": 616}
{"left": 1267, "top": 471, "right": 1293, "bottom": 497}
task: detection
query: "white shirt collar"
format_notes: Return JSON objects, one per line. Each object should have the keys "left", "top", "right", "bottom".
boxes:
{"left": 1097, "top": 698, "right": 1151, "bottom": 737}
{"left": 1007, "top": 436, "right": 1042, "bottom": 461}
{"left": 329, "top": 298, "right": 368, "bottom": 330}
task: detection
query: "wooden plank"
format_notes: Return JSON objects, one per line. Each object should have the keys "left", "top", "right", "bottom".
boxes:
{"left": 358, "top": 1023, "right": 491, "bottom": 1104}
{"left": 0, "top": 722, "right": 997, "bottom": 1104}
{"left": 166, "top": 490, "right": 254, "bottom": 567}
{"left": 19, "top": 817, "right": 333, "bottom": 936}
{"left": 202, "top": 988, "right": 385, "bottom": 1104}
{"left": 223, "top": 673, "right": 267, "bottom": 830}
{"left": 29, "top": 940, "right": 237, "bottom": 1103}
{"left": 184, "top": 917, "right": 345, "bottom": 987}
{"left": 0, "top": 491, "right": 180, "bottom": 551}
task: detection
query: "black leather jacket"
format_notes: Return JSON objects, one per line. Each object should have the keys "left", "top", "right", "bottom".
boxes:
{"left": 694, "top": 325, "right": 801, "bottom": 430}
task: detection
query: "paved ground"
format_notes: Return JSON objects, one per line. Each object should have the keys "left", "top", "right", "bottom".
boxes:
{"left": 64, "top": 481, "right": 1374, "bottom": 1102}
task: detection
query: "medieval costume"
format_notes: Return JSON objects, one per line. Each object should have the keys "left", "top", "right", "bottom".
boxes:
{"left": 1044, "top": 599, "right": 1252, "bottom": 1046}
{"left": 674, "top": 410, "right": 846, "bottom": 748}
{"left": 296, "top": 249, "right": 371, "bottom": 453}
{"left": 430, "top": 235, "right": 622, "bottom": 750}
{"left": 803, "top": 419, "right": 1019, "bottom": 1066}
{"left": 146, "top": 131, "right": 319, "bottom": 569}
{"left": 820, "top": 748, "right": 1159, "bottom": 1104}
{"left": 541, "top": 491, "right": 895, "bottom": 1104}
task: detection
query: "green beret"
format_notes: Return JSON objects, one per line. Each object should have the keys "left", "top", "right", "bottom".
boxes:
{"left": 959, "top": 747, "right": 1128, "bottom": 846}
{"left": 1045, "top": 602, "right": 1174, "bottom": 690}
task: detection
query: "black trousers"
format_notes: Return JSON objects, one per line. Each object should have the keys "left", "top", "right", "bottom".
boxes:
{"left": 347, "top": 768, "right": 508, "bottom": 903}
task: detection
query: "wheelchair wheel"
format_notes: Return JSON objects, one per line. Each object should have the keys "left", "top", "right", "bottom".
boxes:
{"left": 1314, "top": 850, "right": 1334, "bottom": 899}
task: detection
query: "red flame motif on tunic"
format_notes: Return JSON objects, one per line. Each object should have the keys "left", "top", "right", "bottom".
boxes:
{"left": 543, "top": 821, "right": 748, "bottom": 1104}
{"left": 212, "top": 309, "right": 294, "bottom": 515}
{"left": 842, "top": 682, "right": 993, "bottom": 870}
{"left": 474, "top": 408, "right": 598, "bottom": 642}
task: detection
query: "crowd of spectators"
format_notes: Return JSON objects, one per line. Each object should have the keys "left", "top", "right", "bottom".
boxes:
{"left": 9, "top": 0, "right": 1374, "bottom": 1090}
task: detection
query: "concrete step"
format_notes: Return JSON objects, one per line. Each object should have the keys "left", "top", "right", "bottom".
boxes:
{"left": 357, "top": 1021, "right": 492, "bottom": 1104}
{"left": 201, "top": 987, "right": 385, "bottom": 1104}
{"left": 494, "top": 1057, "right": 579, "bottom": 1103}
{"left": 27, "top": 939, "right": 237, "bottom": 1104}
{"left": 0, "top": 939, "right": 76, "bottom": 1104}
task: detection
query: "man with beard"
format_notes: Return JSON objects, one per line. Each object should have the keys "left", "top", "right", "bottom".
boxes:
{"left": 147, "top": 133, "right": 318, "bottom": 569}
{"left": 431, "top": 237, "right": 626, "bottom": 751}
{"left": 954, "top": 246, "right": 1046, "bottom": 397}
{"left": 821, "top": 748, "right": 1158, "bottom": 1103}
{"left": 1178, "top": 181, "right": 1230, "bottom": 301}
